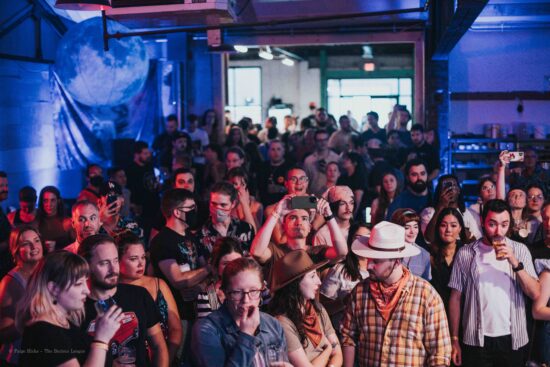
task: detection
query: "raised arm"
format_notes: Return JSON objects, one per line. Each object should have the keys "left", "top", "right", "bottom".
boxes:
{"left": 496, "top": 150, "right": 510, "bottom": 200}
{"left": 251, "top": 196, "right": 292, "bottom": 263}
{"left": 158, "top": 259, "right": 210, "bottom": 290}
{"left": 317, "top": 197, "right": 348, "bottom": 260}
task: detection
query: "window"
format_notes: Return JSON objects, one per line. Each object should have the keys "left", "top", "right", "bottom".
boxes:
{"left": 226, "top": 67, "right": 262, "bottom": 124}
{"left": 327, "top": 78, "right": 412, "bottom": 129}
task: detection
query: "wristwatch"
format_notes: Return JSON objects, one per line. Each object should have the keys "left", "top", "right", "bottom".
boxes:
{"left": 512, "top": 262, "right": 524, "bottom": 273}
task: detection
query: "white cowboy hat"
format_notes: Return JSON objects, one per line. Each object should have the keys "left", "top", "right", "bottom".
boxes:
{"left": 351, "top": 221, "right": 420, "bottom": 259}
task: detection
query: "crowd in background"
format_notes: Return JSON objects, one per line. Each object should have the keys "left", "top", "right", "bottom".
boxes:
{"left": 0, "top": 102, "right": 549, "bottom": 367}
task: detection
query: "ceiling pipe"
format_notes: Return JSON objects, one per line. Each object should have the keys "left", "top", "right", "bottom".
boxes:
{"left": 101, "top": 5, "right": 429, "bottom": 50}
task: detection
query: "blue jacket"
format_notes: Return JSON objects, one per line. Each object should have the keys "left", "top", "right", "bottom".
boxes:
{"left": 191, "top": 304, "right": 288, "bottom": 367}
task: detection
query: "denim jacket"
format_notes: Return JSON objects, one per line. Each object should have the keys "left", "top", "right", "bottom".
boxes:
{"left": 191, "top": 304, "right": 288, "bottom": 367}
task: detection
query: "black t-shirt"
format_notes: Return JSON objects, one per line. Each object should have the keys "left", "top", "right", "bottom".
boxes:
{"left": 408, "top": 142, "right": 440, "bottom": 175}
{"left": 150, "top": 227, "right": 205, "bottom": 318}
{"left": 257, "top": 161, "right": 294, "bottom": 206}
{"left": 20, "top": 321, "right": 91, "bottom": 367}
{"left": 361, "top": 128, "right": 387, "bottom": 144}
{"left": 82, "top": 284, "right": 160, "bottom": 367}
{"left": 529, "top": 241, "right": 550, "bottom": 261}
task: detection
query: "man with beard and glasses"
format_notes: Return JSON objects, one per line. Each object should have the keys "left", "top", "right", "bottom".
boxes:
{"left": 341, "top": 221, "right": 451, "bottom": 367}
{"left": 0, "top": 171, "right": 12, "bottom": 278}
{"left": 64, "top": 200, "right": 101, "bottom": 254}
{"left": 386, "top": 159, "right": 432, "bottom": 220}
{"left": 79, "top": 234, "right": 169, "bottom": 367}
{"left": 77, "top": 164, "right": 104, "bottom": 205}
{"left": 126, "top": 141, "right": 160, "bottom": 242}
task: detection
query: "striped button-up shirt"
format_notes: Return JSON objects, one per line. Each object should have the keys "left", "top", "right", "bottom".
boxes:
{"left": 341, "top": 273, "right": 451, "bottom": 367}
{"left": 448, "top": 238, "right": 538, "bottom": 350}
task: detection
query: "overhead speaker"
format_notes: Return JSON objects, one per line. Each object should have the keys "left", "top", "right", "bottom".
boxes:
{"left": 55, "top": 0, "right": 111, "bottom": 11}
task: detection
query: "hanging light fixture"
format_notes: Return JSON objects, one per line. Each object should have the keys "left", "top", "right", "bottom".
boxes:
{"left": 258, "top": 47, "right": 274, "bottom": 60}
{"left": 55, "top": 0, "right": 111, "bottom": 11}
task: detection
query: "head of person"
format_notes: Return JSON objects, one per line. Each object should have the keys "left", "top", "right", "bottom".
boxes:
{"left": 98, "top": 181, "right": 124, "bottom": 217}
{"left": 78, "top": 234, "right": 119, "bottom": 291}
{"left": 0, "top": 171, "right": 7, "bottom": 202}
{"left": 210, "top": 182, "right": 238, "bottom": 224}
{"left": 285, "top": 167, "right": 309, "bottom": 195}
{"left": 326, "top": 162, "right": 341, "bottom": 183}
{"left": 481, "top": 199, "right": 512, "bottom": 241}
{"left": 314, "top": 129, "right": 329, "bottom": 151}
{"left": 526, "top": 183, "right": 545, "bottom": 214}
{"left": 404, "top": 159, "right": 428, "bottom": 194}
{"left": 523, "top": 147, "right": 538, "bottom": 170}
{"left": 507, "top": 186, "right": 527, "bottom": 211}
{"left": 269, "top": 251, "right": 326, "bottom": 343}
{"left": 343, "top": 222, "right": 371, "bottom": 281}
{"left": 172, "top": 168, "right": 195, "bottom": 192}
{"left": 86, "top": 164, "right": 104, "bottom": 189}
{"left": 165, "top": 114, "right": 179, "bottom": 134}
{"left": 134, "top": 141, "right": 152, "bottom": 165}
{"left": 315, "top": 108, "right": 329, "bottom": 124}
{"left": 187, "top": 113, "right": 199, "bottom": 131}
{"left": 225, "top": 146, "right": 246, "bottom": 171}
{"left": 424, "top": 127, "right": 436, "bottom": 146}
{"left": 339, "top": 115, "right": 352, "bottom": 132}
{"left": 381, "top": 171, "right": 400, "bottom": 196}
{"left": 238, "top": 117, "right": 252, "bottom": 133}
{"left": 172, "top": 131, "right": 191, "bottom": 153}
{"left": 17, "top": 251, "right": 89, "bottom": 331}
{"left": 352, "top": 221, "right": 420, "bottom": 283}
{"left": 325, "top": 186, "right": 355, "bottom": 222}
{"left": 227, "top": 126, "right": 245, "bottom": 147}
{"left": 204, "top": 144, "right": 223, "bottom": 163}
{"left": 221, "top": 257, "right": 264, "bottom": 319}
{"left": 211, "top": 237, "right": 244, "bottom": 278}
{"left": 18, "top": 186, "right": 37, "bottom": 214}
{"left": 116, "top": 232, "right": 146, "bottom": 281}
{"left": 9, "top": 225, "right": 43, "bottom": 267}
{"left": 282, "top": 208, "right": 312, "bottom": 240}
{"left": 71, "top": 200, "right": 100, "bottom": 243}
{"left": 284, "top": 115, "right": 295, "bottom": 130}
{"left": 226, "top": 167, "right": 250, "bottom": 193}
{"left": 161, "top": 188, "right": 197, "bottom": 227}
{"left": 38, "top": 186, "right": 64, "bottom": 218}
{"left": 265, "top": 116, "right": 277, "bottom": 129}
{"left": 434, "top": 174, "right": 465, "bottom": 212}
{"left": 366, "top": 111, "right": 379, "bottom": 129}
{"left": 202, "top": 109, "right": 218, "bottom": 128}
{"left": 391, "top": 209, "right": 421, "bottom": 245}
{"left": 367, "top": 138, "right": 385, "bottom": 161}
{"left": 410, "top": 124, "right": 425, "bottom": 147}
{"left": 107, "top": 167, "right": 127, "bottom": 188}
{"left": 300, "top": 117, "right": 313, "bottom": 131}
{"left": 398, "top": 108, "right": 411, "bottom": 127}
{"left": 341, "top": 151, "right": 365, "bottom": 176}
{"left": 434, "top": 207, "right": 467, "bottom": 247}
{"left": 387, "top": 130, "right": 401, "bottom": 147}
{"left": 541, "top": 202, "right": 550, "bottom": 242}
{"left": 268, "top": 139, "right": 285, "bottom": 164}
{"left": 477, "top": 177, "right": 496, "bottom": 203}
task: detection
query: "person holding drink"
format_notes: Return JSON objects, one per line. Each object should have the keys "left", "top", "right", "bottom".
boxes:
{"left": 448, "top": 199, "right": 540, "bottom": 367}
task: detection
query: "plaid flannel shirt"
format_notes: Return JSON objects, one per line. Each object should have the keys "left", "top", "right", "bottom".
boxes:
{"left": 341, "top": 273, "right": 451, "bottom": 367}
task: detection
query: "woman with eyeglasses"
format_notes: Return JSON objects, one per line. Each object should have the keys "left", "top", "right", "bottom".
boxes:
{"left": 192, "top": 257, "right": 290, "bottom": 367}
{"left": 269, "top": 250, "right": 342, "bottom": 367}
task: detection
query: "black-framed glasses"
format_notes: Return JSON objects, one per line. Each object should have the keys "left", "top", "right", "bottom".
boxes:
{"left": 226, "top": 289, "right": 263, "bottom": 301}
{"left": 288, "top": 176, "right": 309, "bottom": 183}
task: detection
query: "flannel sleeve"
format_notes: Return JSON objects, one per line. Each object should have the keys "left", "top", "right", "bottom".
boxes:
{"left": 423, "top": 288, "right": 452, "bottom": 366}
{"left": 340, "top": 283, "right": 360, "bottom": 347}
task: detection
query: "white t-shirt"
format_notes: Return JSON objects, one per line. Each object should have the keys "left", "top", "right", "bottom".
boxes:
{"left": 476, "top": 242, "right": 512, "bottom": 337}
{"left": 184, "top": 128, "right": 209, "bottom": 147}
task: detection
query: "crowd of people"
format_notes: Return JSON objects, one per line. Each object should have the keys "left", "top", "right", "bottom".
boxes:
{"left": 0, "top": 103, "right": 549, "bottom": 367}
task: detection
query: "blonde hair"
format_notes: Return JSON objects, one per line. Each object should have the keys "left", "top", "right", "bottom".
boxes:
{"left": 16, "top": 251, "right": 89, "bottom": 332}
{"left": 8, "top": 225, "right": 42, "bottom": 264}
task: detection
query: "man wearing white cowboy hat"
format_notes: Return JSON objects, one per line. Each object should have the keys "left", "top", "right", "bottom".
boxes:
{"left": 341, "top": 221, "right": 451, "bottom": 367}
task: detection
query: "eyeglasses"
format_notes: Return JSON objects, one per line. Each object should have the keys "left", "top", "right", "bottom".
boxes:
{"left": 481, "top": 184, "right": 495, "bottom": 192}
{"left": 528, "top": 195, "right": 544, "bottom": 201}
{"left": 288, "top": 176, "right": 309, "bottom": 183}
{"left": 226, "top": 289, "right": 263, "bottom": 301}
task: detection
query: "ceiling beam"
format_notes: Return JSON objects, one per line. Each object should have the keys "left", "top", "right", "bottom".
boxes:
{"left": 0, "top": 3, "right": 34, "bottom": 39}
{"left": 432, "top": 0, "right": 489, "bottom": 60}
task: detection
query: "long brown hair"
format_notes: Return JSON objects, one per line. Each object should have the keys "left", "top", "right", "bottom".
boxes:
{"left": 9, "top": 225, "right": 43, "bottom": 264}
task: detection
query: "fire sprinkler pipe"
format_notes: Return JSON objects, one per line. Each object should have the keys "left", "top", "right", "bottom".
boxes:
{"left": 100, "top": 5, "right": 429, "bottom": 51}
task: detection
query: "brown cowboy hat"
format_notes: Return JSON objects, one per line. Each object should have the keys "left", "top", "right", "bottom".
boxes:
{"left": 271, "top": 250, "right": 329, "bottom": 292}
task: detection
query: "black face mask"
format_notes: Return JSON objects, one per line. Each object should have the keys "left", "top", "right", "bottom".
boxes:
{"left": 90, "top": 175, "right": 104, "bottom": 188}
{"left": 184, "top": 209, "right": 198, "bottom": 228}
{"left": 410, "top": 180, "right": 427, "bottom": 194}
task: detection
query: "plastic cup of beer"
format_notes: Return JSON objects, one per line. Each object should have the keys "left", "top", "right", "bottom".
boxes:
{"left": 492, "top": 236, "right": 506, "bottom": 260}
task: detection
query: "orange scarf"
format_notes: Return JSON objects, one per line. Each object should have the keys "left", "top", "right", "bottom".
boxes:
{"left": 302, "top": 302, "right": 323, "bottom": 348}
{"left": 369, "top": 267, "right": 410, "bottom": 322}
